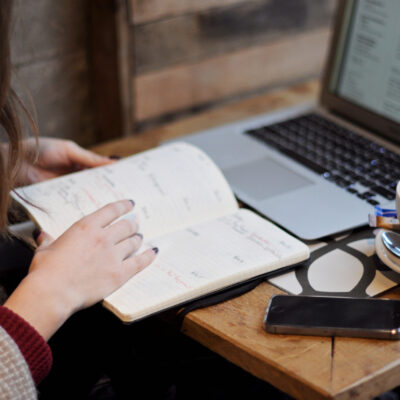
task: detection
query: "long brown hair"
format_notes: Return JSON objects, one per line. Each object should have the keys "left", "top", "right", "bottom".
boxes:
{"left": 0, "top": 0, "right": 36, "bottom": 233}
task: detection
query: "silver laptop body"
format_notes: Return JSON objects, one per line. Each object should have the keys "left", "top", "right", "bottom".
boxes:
{"left": 177, "top": 0, "right": 400, "bottom": 240}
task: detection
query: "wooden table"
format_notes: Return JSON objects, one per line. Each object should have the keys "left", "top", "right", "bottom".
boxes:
{"left": 93, "top": 81, "right": 400, "bottom": 400}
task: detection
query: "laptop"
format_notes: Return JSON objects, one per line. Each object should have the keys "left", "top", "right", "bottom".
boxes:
{"left": 177, "top": 0, "right": 400, "bottom": 241}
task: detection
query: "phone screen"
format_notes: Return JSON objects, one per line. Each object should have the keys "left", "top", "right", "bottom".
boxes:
{"left": 265, "top": 295, "right": 400, "bottom": 338}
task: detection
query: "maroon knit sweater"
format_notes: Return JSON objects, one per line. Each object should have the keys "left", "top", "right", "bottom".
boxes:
{"left": 0, "top": 306, "right": 52, "bottom": 384}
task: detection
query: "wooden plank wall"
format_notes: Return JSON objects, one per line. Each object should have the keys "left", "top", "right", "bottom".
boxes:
{"left": 130, "top": 0, "right": 336, "bottom": 127}
{"left": 10, "top": 0, "right": 97, "bottom": 146}
{"left": 89, "top": 0, "right": 132, "bottom": 142}
{"left": 9, "top": 0, "right": 337, "bottom": 144}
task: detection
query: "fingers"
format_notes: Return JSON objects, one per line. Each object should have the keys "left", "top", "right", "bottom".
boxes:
{"left": 116, "top": 233, "right": 143, "bottom": 260}
{"left": 28, "top": 166, "right": 59, "bottom": 183}
{"left": 65, "top": 141, "right": 113, "bottom": 168}
{"left": 85, "top": 200, "right": 135, "bottom": 228}
{"left": 123, "top": 248, "right": 157, "bottom": 278}
{"left": 107, "top": 214, "right": 139, "bottom": 244}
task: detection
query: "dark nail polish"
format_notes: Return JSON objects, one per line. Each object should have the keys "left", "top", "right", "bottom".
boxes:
{"left": 32, "top": 228, "right": 41, "bottom": 241}
{"left": 152, "top": 247, "right": 159, "bottom": 254}
{"left": 129, "top": 199, "right": 135, "bottom": 206}
{"left": 109, "top": 155, "right": 121, "bottom": 160}
{"left": 134, "top": 233, "right": 143, "bottom": 240}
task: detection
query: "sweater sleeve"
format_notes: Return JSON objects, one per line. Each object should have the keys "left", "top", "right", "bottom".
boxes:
{"left": 0, "top": 326, "right": 37, "bottom": 399}
{"left": 0, "top": 306, "right": 52, "bottom": 384}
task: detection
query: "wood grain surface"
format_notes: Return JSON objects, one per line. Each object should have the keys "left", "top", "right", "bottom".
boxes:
{"left": 133, "top": 0, "right": 334, "bottom": 74}
{"left": 129, "top": 0, "right": 248, "bottom": 25}
{"left": 129, "top": 0, "right": 335, "bottom": 124}
{"left": 182, "top": 282, "right": 333, "bottom": 400}
{"left": 134, "top": 28, "right": 331, "bottom": 121}
{"left": 11, "top": 0, "right": 96, "bottom": 145}
{"left": 93, "top": 80, "right": 319, "bottom": 156}
{"left": 89, "top": 0, "right": 133, "bottom": 141}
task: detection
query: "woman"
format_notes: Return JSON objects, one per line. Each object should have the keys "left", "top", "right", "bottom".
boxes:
{"left": 0, "top": 1, "right": 157, "bottom": 398}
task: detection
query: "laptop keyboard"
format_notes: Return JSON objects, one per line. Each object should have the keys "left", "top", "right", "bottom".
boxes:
{"left": 245, "top": 113, "right": 400, "bottom": 206}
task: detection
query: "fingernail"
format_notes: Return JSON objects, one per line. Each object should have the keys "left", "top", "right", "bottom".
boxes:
{"left": 109, "top": 155, "right": 121, "bottom": 160}
{"left": 32, "top": 228, "right": 41, "bottom": 241}
{"left": 152, "top": 247, "right": 159, "bottom": 254}
{"left": 134, "top": 233, "right": 143, "bottom": 240}
{"left": 129, "top": 199, "right": 135, "bottom": 206}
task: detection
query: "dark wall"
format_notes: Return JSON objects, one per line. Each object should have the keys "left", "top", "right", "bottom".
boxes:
{"left": 10, "top": 0, "right": 96, "bottom": 146}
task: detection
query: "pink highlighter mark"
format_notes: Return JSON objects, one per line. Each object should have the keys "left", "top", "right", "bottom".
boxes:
{"left": 153, "top": 263, "right": 192, "bottom": 289}
{"left": 167, "top": 270, "right": 192, "bottom": 289}
{"left": 81, "top": 187, "right": 101, "bottom": 208}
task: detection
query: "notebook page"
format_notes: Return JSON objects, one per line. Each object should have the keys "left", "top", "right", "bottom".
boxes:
{"left": 103, "top": 209, "right": 309, "bottom": 322}
{"left": 13, "top": 143, "right": 238, "bottom": 239}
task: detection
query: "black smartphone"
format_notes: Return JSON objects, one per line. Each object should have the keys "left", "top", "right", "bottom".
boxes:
{"left": 264, "top": 295, "right": 400, "bottom": 339}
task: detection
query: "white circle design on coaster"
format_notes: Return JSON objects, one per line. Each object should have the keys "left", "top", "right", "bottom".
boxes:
{"left": 308, "top": 249, "right": 363, "bottom": 292}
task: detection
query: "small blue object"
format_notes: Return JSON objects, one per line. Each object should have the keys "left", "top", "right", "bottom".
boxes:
{"left": 374, "top": 206, "right": 397, "bottom": 218}
{"left": 323, "top": 172, "right": 330, "bottom": 179}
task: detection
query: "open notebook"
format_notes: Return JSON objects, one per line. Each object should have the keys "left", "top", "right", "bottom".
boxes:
{"left": 13, "top": 143, "right": 309, "bottom": 323}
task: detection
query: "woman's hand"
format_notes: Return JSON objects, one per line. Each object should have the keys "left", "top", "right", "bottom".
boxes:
{"left": 17, "top": 138, "right": 113, "bottom": 186}
{"left": 4, "top": 200, "right": 157, "bottom": 340}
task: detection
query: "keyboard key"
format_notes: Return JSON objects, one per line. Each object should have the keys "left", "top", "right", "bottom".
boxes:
{"left": 245, "top": 113, "right": 400, "bottom": 202}
{"left": 275, "top": 146, "right": 326, "bottom": 175}
{"left": 367, "top": 199, "right": 380, "bottom": 206}
{"left": 370, "top": 186, "right": 396, "bottom": 200}
{"left": 359, "top": 178, "right": 375, "bottom": 187}
{"left": 358, "top": 191, "right": 376, "bottom": 199}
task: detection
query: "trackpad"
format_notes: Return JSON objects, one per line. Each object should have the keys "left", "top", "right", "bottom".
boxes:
{"left": 224, "top": 158, "right": 314, "bottom": 200}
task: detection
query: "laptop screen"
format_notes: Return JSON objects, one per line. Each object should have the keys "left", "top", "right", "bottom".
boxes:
{"left": 329, "top": 0, "right": 400, "bottom": 125}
